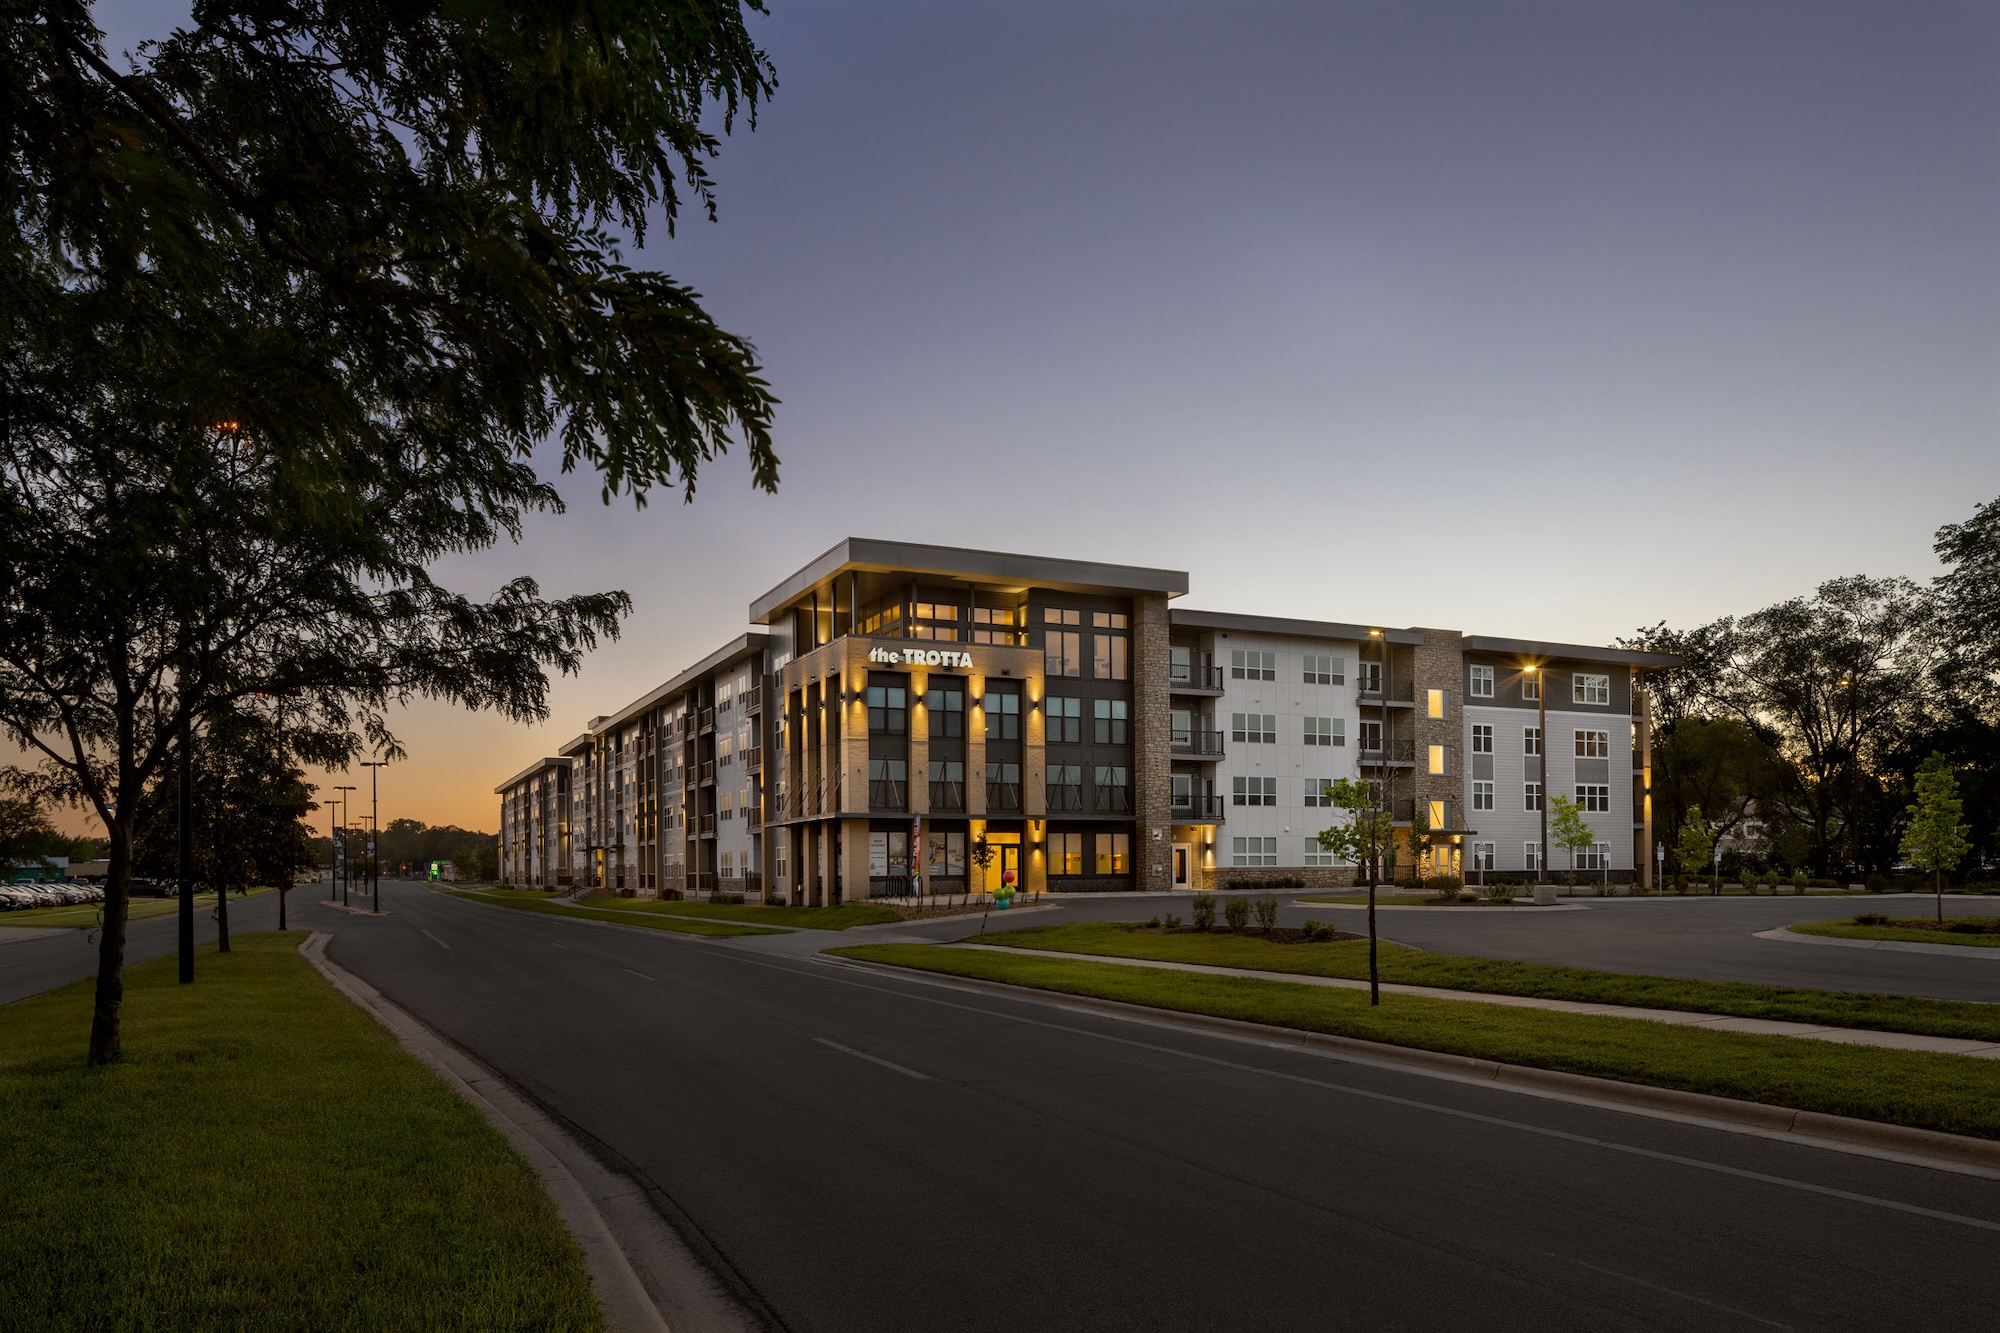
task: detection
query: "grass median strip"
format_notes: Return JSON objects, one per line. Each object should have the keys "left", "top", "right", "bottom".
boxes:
{"left": 1792, "top": 918, "right": 2000, "bottom": 949}
{"left": 449, "top": 887, "right": 783, "bottom": 936}
{"left": 953, "top": 921, "right": 2000, "bottom": 1044}
{"left": 831, "top": 941, "right": 2000, "bottom": 1139}
{"left": 543, "top": 897, "right": 903, "bottom": 930}
{"left": 0, "top": 931, "right": 601, "bottom": 1331}
{"left": 2, "top": 884, "right": 281, "bottom": 929}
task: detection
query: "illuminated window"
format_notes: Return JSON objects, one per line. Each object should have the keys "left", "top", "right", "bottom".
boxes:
{"left": 1428, "top": 689, "right": 1447, "bottom": 719}
{"left": 1095, "top": 832, "right": 1131, "bottom": 875}
{"left": 1574, "top": 729, "right": 1609, "bottom": 758}
{"left": 1050, "top": 832, "right": 1085, "bottom": 876}
{"left": 1469, "top": 665, "right": 1494, "bottom": 697}
{"left": 1045, "top": 627, "right": 1081, "bottom": 677}
{"left": 1574, "top": 673, "right": 1611, "bottom": 706}
{"left": 1093, "top": 632, "right": 1127, "bottom": 680}
{"left": 971, "top": 606, "right": 1021, "bottom": 645}
{"left": 1429, "top": 744, "right": 1448, "bottom": 775}
{"left": 1429, "top": 799, "right": 1448, "bottom": 829}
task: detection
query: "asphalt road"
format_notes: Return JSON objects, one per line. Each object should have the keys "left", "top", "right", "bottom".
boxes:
{"left": 0, "top": 885, "right": 308, "bottom": 1006}
{"left": 311, "top": 887, "right": 2000, "bottom": 1332}
{"left": 1292, "top": 894, "right": 2000, "bottom": 1002}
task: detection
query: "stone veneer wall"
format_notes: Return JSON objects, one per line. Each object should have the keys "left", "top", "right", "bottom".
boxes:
{"left": 1410, "top": 628, "right": 1466, "bottom": 874}
{"left": 1131, "top": 592, "right": 1173, "bottom": 891}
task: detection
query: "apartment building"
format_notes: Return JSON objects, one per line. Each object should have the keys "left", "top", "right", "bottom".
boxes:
{"left": 495, "top": 538, "right": 1675, "bottom": 899}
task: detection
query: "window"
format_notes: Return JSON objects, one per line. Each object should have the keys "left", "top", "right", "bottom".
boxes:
{"left": 928, "top": 760, "right": 965, "bottom": 811}
{"left": 1303, "top": 716, "right": 1343, "bottom": 746}
{"left": 983, "top": 692, "right": 1020, "bottom": 741}
{"left": 1522, "top": 673, "right": 1540, "bottom": 702}
{"left": 1472, "top": 781, "right": 1494, "bottom": 811}
{"left": 1577, "top": 784, "right": 1610, "bottom": 812}
{"left": 1471, "top": 724, "right": 1493, "bottom": 754}
{"left": 1525, "top": 842, "right": 1541, "bottom": 873}
{"left": 1428, "top": 744, "right": 1448, "bottom": 775}
{"left": 1232, "top": 836, "right": 1278, "bottom": 867}
{"left": 1092, "top": 612, "right": 1129, "bottom": 680}
{"left": 1469, "top": 665, "right": 1494, "bottom": 698}
{"left": 1093, "top": 698, "right": 1129, "bottom": 744}
{"left": 1428, "top": 688, "right": 1447, "bottom": 719}
{"left": 868, "top": 831, "right": 910, "bottom": 878}
{"left": 1231, "top": 649, "right": 1276, "bottom": 680}
{"left": 1047, "top": 696, "right": 1082, "bottom": 744}
{"left": 866, "top": 685, "right": 906, "bottom": 734}
{"left": 868, "top": 759, "right": 907, "bottom": 809}
{"left": 1171, "top": 708, "right": 1193, "bottom": 746}
{"left": 971, "top": 606, "right": 1022, "bottom": 645}
{"left": 1232, "top": 775, "right": 1277, "bottom": 807}
{"left": 1471, "top": 842, "right": 1495, "bottom": 872}
{"left": 1095, "top": 832, "right": 1131, "bottom": 875}
{"left": 1303, "top": 778, "right": 1335, "bottom": 808}
{"left": 986, "top": 762, "right": 1021, "bottom": 811}
{"left": 1231, "top": 712, "right": 1277, "bottom": 743}
{"left": 1050, "top": 831, "right": 1085, "bottom": 876}
{"left": 1172, "top": 774, "right": 1194, "bottom": 808}
{"left": 1092, "top": 766, "right": 1130, "bottom": 813}
{"left": 1358, "top": 720, "right": 1383, "bottom": 752}
{"left": 1575, "top": 843, "right": 1610, "bottom": 871}
{"left": 1304, "top": 837, "right": 1341, "bottom": 867}
{"left": 1524, "top": 726, "right": 1541, "bottom": 756}
{"left": 1574, "top": 729, "right": 1609, "bottom": 758}
{"left": 1525, "top": 782, "right": 1543, "bottom": 812}
{"left": 1046, "top": 764, "right": 1083, "bottom": 812}
{"left": 1574, "top": 673, "right": 1611, "bottom": 706}
{"left": 1303, "top": 653, "right": 1345, "bottom": 685}
{"left": 927, "top": 830, "right": 967, "bottom": 879}
{"left": 1358, "top": 661, "right": 1382, "bottom": 693}
{"left": 1043, "top": 608, "right": 1083, "bottom": 677}
{"left": 926, "top": 688, "right": 964, "bottom": 739}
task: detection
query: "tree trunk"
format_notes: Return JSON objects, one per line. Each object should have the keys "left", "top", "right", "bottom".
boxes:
{"left": 88, "top": 817, "right": 133, "bottom": 1065}
{"left": 1937, "top": 867, "right": 1944, "bottom": 925}
{"left": 216, "top": 877, "right": 230, "bottom": 952}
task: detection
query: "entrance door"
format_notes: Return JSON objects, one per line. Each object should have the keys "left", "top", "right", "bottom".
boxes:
{"left": 981, "top": 834, "right": 1021, "bottom": 894}
{"left": 1172, "top": 844, "right": 1191, "bottom": 888}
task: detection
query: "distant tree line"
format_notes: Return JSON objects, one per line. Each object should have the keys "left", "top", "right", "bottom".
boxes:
{"left": 1626, "top": 494, "right": 1999, "bottom": 885}
{"left": 310, "top": 818, "right": 498, "bottom": 883}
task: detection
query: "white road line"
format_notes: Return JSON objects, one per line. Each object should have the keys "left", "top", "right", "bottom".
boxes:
{"left": 803, "top": 958, "right": 2000, "bottom": 1235}
{"left": 814, "top": 1037, "right": 932, "bottom": 1081}
{"left": 421, "top": 930, "right": 451, "bottom": 950}
{"left": 623, "top": 968, "right": 655, "bottom": 981}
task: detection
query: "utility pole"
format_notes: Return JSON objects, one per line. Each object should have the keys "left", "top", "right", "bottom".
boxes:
{"left": 362, "top": 761, "right": 387, "bottom": 914}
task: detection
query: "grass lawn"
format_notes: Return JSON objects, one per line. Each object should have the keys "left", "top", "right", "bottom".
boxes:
{"left": 556, "top": 897, "right": 904, "bottom": 930}
{"left": 1792, "top": 918, "right": 2000, "bottom": 949}
{"left": 958, "top": 921, "right": 2000, "bottom": 1043}
{"left": 448, "top": 887, "right": 784, "bottom": 936}
{"left": 2, "top": 884, "right": 281, "bottom": 929}
{"left": 0, "top": 931, "right": 600, "bottom": 1331}
{"left": 832, "top": 941, "right": 2000, "bottom": 1139}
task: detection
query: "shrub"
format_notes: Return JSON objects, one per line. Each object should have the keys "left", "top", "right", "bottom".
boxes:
{"left": 1224, "top": 897, "right": 1250, "bottom": 931}
{"left": 1867, "top": 874, "right": 1890, "bottom": 893}
{"left": 1423, "top": 874, "right": 1463, "bottom": 900}
{"left": 1254, "top": 896, "right": 1279, "bottom": 932}
{"left": 1792, "top": 870, "right": 1809, "bottom": 892}
{"left": 1483, "top": 880, "right": 1515, "bottom": 903}
{"left": 1144, "top": 916, "right": 1160, "bottom": 929}
{"left": 1300, "top": 918, "right": 1332, "bottom": 942}
{"left": 1163, "top": 913, "right": 1182, "bottom": 930}
{"left": 1854, "top": 913, "right": 1889, "bottom": 926}
{"left": 1192, "top": 896, "right": 1216, "bottom": 931}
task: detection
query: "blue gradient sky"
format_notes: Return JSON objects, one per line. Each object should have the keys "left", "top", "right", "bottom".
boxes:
{"left": 78, "top": 2, "right": 2000, "bottom": 831}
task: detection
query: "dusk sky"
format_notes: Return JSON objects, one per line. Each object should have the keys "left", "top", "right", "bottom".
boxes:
{"left": 74, "top": 1, "right": 2000, "bottom": 834}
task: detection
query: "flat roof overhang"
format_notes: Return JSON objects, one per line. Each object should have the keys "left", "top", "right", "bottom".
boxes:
{"left": 1461, "top": 637, "right": 1680, "bottom": 669}
{"left": 1170, "top": 609, "right": 1426, "bottom": 645}
{"left": 749, "top": 538, "right": 1188, "bottom": 625}
{"left": 494, "top": 756, "right": 571, "bottom": 795}
{"left": 595, "top": 632, "right": 771, "bottom": 733}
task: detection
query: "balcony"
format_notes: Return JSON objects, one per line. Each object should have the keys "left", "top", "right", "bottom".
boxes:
{"left": 1170, "top": 729, "right": 1225, "bottom": 760}
{"left": 1169, "top": 661, "right": 1225, "bottom": 695}
{"left": 1358, "top": 739, "right": 1416, "bottom": 764}
{"left": 700, "top": 707, "right": 715, "bottom": 732}
{"left": 1358, "top": 680, "right": 1417, "bottom": 705}
{"left": 701, "top": 760, "right": 715, "bottom": 784}
{"left": 1170, "top": 792, "right": 1225, "bottom": 821}
{"left": 699, "top": 814, "right": 716, "bottom": 836}
{"left": 745, "top": 746, "right": 763, "bottom": 772}
{"left": 690, "top": 872, "right": 714, "bottom": 893}
{"left": 743, "top": 687, "right": 763, "bottom": 714}
{"left": 745, "top": 807, "right": 762, "bottom": 829}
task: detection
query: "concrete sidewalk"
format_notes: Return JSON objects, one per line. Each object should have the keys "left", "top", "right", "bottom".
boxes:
{"left": 945, "top": 943, "right": 2000, "bottom": 1059}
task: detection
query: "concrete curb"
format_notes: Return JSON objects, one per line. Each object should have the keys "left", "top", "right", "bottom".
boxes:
{"left": 822, "top": 952, "right": 2000, "bottom": 1182}
{"left": 1756, "top": 926, "right": 2000, "bottom": 960}
{"left": 300, "top": 932, "right": 761, "bottom": 1333}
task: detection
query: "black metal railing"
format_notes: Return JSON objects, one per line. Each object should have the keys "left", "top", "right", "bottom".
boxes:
{"left": 1170, "top": 792, "right": 1225, "bottom": 819}
{"left": 1358, "top": 740, "right": 1417, "bottom": 762}
{"left": 1171, "top": 730, "right": 1225, "bottom": 757}
{"left": 1358, "top": 681, "right": 1417, "bottom": 703}
{"left": 1169, "top": 662, "right": 1225, "bottom": 691}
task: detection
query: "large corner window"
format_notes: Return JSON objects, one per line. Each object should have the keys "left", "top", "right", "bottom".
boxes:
{"left": 1044, "top": 609, "right": 1082, "bottom": 677}
{"left": 1092, "top": 612, "right": 1129, "bottom": 680}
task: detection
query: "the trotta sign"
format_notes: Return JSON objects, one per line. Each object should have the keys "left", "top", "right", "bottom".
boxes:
{"left": 868, "top": 645, "right": 974, "bottom": 669}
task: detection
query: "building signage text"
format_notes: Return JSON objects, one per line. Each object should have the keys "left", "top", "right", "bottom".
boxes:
{"left": 868, "top": 646, "right": 972, "bottom": 669}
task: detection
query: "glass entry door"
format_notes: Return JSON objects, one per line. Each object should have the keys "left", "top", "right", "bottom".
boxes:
{"left": 1173, "top": 844, "right": 1191, "bottom": 888}
{"left": 981, "top": 833, "right": 1021, "bottom": 894}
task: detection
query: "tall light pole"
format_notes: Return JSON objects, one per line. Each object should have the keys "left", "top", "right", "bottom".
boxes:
{"left": 1367, "top": 628, "right": 1385, "bottom": 1004}
{"left": 334, "top": 785, "right": 356, "bottom": 906}
{"left": 1527, "top": 663, "right": 1547, "bottom": 891}
{"left": 361, "top": 760, "right": 388, "bottom": 913}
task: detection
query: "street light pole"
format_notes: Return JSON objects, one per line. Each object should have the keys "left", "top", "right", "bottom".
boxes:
{"left": 1367, "top": 627, "right": 1385, "bottom": 1005}
{"left": 361, "top": 761, "right": 387, "bottom": 914}
{"left": 334, "top": 785, "right": 356, "bottom": 907}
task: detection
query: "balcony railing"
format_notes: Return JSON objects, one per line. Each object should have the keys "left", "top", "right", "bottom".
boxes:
{"left": 1170, "top": 729, "right": 1225, "bottom": 758}
{"left": 700, "top": 707, "right": 715, "bottom": 731}
{"left": 690, "top": 872, "right": 713, "bottom": 893}
{"left": 1358, "top": 740, "right": 1417, "bottom": 762}
{"left": 701, "top": 760, "right": 715, "bottom": 784}
{"left": 1358, "top": 681, "right": 1417, "bottom": 703}
{"left": 1169, "top": 661, "right": 1225, "bottom": 692}
{"left": 742, "top": 687, "right": 763, "bottom": 714}
{"left": 699, "top": 814, "right": 715, "bottom": 836}
{"left": 745, "top": 807, "right": 762, "bottom": 829}
{"left": 1170, "top": 792, "right": 1225, "bottom": 820}
{"left": 745, "top": 746, "right": 763, "bottom": 772}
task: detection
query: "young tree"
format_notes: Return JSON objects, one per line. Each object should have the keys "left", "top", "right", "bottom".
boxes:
{"left": 1316, "top": 778, "right": 1395, "bottom": 1004}
{"left": 1676, "top": 807, "right": 1717, "bottom": 896}
{"left": 1901, "top": 754, "right": 1971, "bottom": 924}
{"left": 1546, "top": 794, "right": 1597, "bottom": 891}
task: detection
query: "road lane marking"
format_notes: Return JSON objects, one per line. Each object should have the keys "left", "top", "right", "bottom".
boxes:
{"left": 421, "top": 930, "right": 451, "bottom": 950}
{"left": 804, "top": 956, "right": 2000, "bottom": 1235}
{"left": 814, "top": 1037, "right": 931, "bottom": 1080}
{"left": 1551, "top": 1253, "right": 1793, "bottom": 1331}
{"left": 623, "top": 968, "right": 655, "bottom": 981}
